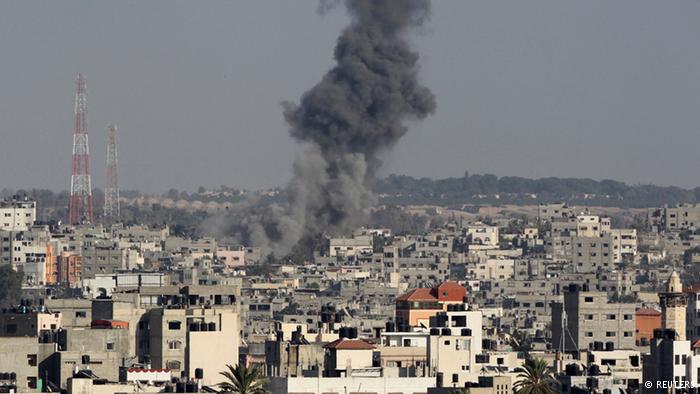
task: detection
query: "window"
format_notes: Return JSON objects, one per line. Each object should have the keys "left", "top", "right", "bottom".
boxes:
{"left": 584, "top": 297, "right": 594, "bottom": 303}
{"left": 607, "top": 314, "right": 616, "bottom": 320}
{"left": 606, "top": 331, "right": 616, "bottom": 337}
{"left": 106, "top": 342, "right": 115, "bottom": 350}
{"left": 168, "top": 321, "right": 181, "bottom": 330}
{"left": 168, "top": 340, "right": 182, "bottom": 350}
{"left": 584, "top": 314, "right": 594, "bottom": 320}
{"left": 623, "top": 314, "right": 633, "bottom": 320}
{"left": 166, "top": 360, "right": 181, "bottom": 370}
{"left": 27, "top": 354, "right": 37, "bottom": 366}
{"left": 585, "top": 332, "right": 593, "bottom": 337}
{"left": 75, "top": 311, "right": 87, "bottom": 318}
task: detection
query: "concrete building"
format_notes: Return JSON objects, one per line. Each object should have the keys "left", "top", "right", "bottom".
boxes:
{"left": 0, "top": 337, "right": 49, "bottom": 392}
{"left": 656, "top": 203, "right": 700, "bottom": 232}
{"left": 468, "top": 258, "right": 515, "bottom": 281}
{"left": 0, "top": 198, "right": 36, "bottom": 231}
{"left": 268, "top": 376, "right": 434, "bottom": 394}
{"left": 44, "top": 298, "right": 92, "bottom": 328}
{"left": 148, "top": 307, "right": 239, "bottom": 386}
{"left": 329, "top": 235, "right": 373, "bottom": 258}
{"left": 323, "top": 337, "right": 376, "bottom": 377}
{"left": 552, "top": 288, "right": 635, "bottom": 352}
{"left": 610, "top": 229, "right": 638, "bottom": 263}
{"left": 394, "top": 255, "right": 450, "bottom": 288}
{"left": 426, "top": 306, "right": 483, "bottom": 387}
{"left": 378, "top": 331, "right": 428, "bottom": 374}
{"left": 396, "top": 282, "right": 467, "bottom": 329}
{"left": 80, "top": 240, "right": 132, "bottom": 279}
{"left": 217, "top": 247, "right": 245, "bottom": 268}
{"left": 0, "top": 308, "right": 62, "bottom": 337}
{"left": 685, "top": 284, "right": 700, "bottom": 342}
{"left": 636, "top": 308, "right": 662, "bottom": 346}
{"left": 571, "top": 234, "right": 615, "bottom": 273}
{"left": 0, "top": 226, "right": 51, "bottom": 273}
{"left": 642, "top": 329, "right": 700, "bottom": 393}
{"left": 465, "top": 225, "right": 499, "bottom": 247}
{"left": 57, "top": 252, "right": 83, "bottom": 286}
{"left": 538, "top": 203, "right": 574, "bottom": 222}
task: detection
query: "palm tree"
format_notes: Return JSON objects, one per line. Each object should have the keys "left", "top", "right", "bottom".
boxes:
{"left": 218, "top": 364, "right": 270, "bottom": 394}
{"left": 513, "top": 357, "right": 558, "bottom": 394}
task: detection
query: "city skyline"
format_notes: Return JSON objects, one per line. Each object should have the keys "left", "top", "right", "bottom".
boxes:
{"left": 1, "top": 0, "right": 699, "bottom": 193}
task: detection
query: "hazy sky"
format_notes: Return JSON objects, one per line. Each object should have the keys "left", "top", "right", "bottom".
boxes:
{"left": 1, "top": 1, "right": 699, "bottom": 193}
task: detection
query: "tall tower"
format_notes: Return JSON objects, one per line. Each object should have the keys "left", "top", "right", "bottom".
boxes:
{"left": 68, "top": 73, "right": 94, "bottom": 225}
{"left": 659, "top": 271, "right": 687, "bottom": 340}
{"left": 104, "top": 124, "right": 120, "bottom": 223}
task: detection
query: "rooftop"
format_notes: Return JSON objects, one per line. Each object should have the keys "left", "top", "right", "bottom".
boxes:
{"left": 324, "top": 338, "right": 376, "bottom": 350}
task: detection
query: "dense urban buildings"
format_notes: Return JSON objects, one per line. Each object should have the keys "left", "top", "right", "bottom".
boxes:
{"left": 0, "top": 196, "right": 699, "bottom": 392}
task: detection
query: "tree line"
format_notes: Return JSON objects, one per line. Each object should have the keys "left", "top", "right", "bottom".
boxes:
{"left": 374, "top": 172, "right": 700, "bottom": 208}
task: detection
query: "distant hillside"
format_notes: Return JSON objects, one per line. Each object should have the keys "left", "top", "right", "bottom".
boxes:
{"left": 374, "top": 173, "right": 700, "bottom": 208}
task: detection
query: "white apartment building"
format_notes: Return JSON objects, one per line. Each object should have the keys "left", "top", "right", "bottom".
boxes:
{"left": 465, "top": 225, "right": 499, "bottom": 247}
{"left": 0, "top": 198, "right": 36, "bottom": 231}
{"left": 427, "top": 307, "right": 484, "bottom": 387}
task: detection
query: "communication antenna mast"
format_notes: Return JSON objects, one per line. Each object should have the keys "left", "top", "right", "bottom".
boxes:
{"left": 68, "top": 73, "right": 94, "bottom": 225}
{"left": 104, "top": 124, "right": 120, "bottom": 223}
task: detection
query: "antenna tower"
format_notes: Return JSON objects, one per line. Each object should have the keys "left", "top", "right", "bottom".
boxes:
{"left": 104, "top": 124, "right": 120, "bottom": 223}
{"left": 68, "top": 73, "right": 94, "bottom": 225}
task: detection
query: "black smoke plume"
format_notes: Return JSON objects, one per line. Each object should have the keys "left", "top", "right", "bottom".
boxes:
{"left": 214, "top": 0, "right": 436, "bottom": 257}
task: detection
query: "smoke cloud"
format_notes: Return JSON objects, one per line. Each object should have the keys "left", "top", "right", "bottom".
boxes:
{"left": 214, "top": 0, "right": 436, "bottom": 256}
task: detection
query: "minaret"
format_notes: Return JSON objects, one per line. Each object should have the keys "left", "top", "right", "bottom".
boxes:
{"left": 659, "top": 271, "right": 687, "bottom": 340}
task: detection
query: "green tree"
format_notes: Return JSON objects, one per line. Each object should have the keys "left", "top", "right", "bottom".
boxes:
{"left": 218, "top": 364, "right": 269, "bottom": 394}
{"left": 509, "top": 330, "right": 533, "bottom": 354}
{"left": 0, "top": 265, "right": 23, "bottom": 308}
{"left": 513, "top": 358, "right": 558, "bottom": 394}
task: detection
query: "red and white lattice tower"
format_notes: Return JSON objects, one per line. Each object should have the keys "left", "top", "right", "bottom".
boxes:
{"left": 104, "top": 124, "right": 120, "bottom": 223}
{"left": 68, "top": 73, "right": 94, "bottom": 225}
